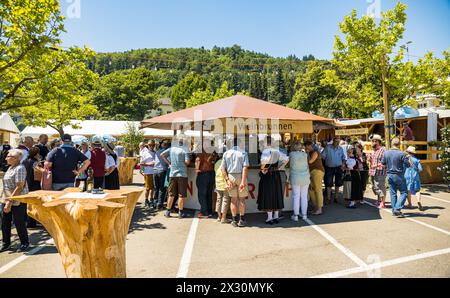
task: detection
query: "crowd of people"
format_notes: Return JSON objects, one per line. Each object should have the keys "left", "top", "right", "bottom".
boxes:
{"left": 1, "top": 132, "right": 425, "bottom": 252}
{"left": 0, "top": 134, "right": 121, "bottom": 252}
{"left": 138, "top": 133, "right": 424, "bottom": 228}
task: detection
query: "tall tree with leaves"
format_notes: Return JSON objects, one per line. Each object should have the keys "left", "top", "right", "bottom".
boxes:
{"left": 19, "top": 48, "right": 99, "bottom": 136}
{"left": 186, "top": 81, "right": 234, "bottom": 108}
{"left": 0, "top": 0, "right": 66, "bottom": 111}
{"left": 323, "top": 2, "right": 450, "bottom": 146}
{"left": 171, "top": 72, "right": 207, "bottom": 110}
{"left": 91, "top": 67, "right": 159, "bottom": 121}
{"left": 289, "top": 61, "right": 341, "bottom": 118}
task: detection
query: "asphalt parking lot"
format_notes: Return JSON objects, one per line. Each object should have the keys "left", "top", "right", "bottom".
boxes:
{"left": 0, "top": 172, "right": 449, "bottom": 278}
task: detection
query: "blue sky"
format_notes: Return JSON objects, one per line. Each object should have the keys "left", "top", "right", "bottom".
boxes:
{"left": 60, "top": 0, "right": 450, "bottom": 60}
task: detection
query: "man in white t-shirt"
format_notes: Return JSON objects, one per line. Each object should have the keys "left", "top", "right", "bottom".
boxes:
{"left": 140, "top": 141, "right": 156, "bottom": 208}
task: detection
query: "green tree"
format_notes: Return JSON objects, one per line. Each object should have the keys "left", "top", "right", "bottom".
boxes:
{"left": 323, "top": 2, "right": 450, "bottom": 145}
{"left": 171, "top": 73, "right": 208, "bottom": 110}
{"left": 0, "top": 0, "right": 66, "bottom": 111}
{"left": 186, "top": 81, "right": 234, "bottom": 108}
{"left": 214, "top": 81, "right": 234, "bottom": 99}
{"left": 269, "top": 67, "right": 288, "bottom": 105}
{"left": 122, "top": 122, "right": 145, "bottom": 157}
{"left": 289, "top": 61, "right": 340, "bottom": 118}
{"left": 91, "top": 67, "right": 159, "bottom": 121}
{"left": 18, "top": 48, "right": 99, "bottom": 136}
{"left": 439, "top": 126, "right": 450, "bottom": 188}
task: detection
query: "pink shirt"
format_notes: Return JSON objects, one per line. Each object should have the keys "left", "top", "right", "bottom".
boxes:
{"left": 403, "top": 127, "right": 414, "bottom": 141}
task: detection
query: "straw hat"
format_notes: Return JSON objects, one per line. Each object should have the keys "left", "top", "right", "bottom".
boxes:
{"left": 371, "top": 134, "right": 383, "bottom": 142}
{"left": 406, "top": 146, "right": 416, "bottom": 154}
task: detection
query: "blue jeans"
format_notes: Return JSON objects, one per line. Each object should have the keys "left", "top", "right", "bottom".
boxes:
{"left": 196, "top": 171, "right": 215, "bottom": 215}
{"left": 387, "top": 174, "right": 408, "bottom": 213}
{"left": 52, "top": 183, "right": 75, "bottom": 191}
{"left": 154, "top": 170, "right": 168, "bottom": 208}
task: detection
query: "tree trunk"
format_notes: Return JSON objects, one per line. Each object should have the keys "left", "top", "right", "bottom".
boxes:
{"left": 13, "top": 188, "right": 143, "bottom": 278}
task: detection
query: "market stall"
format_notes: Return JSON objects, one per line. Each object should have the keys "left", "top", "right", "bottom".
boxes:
{"left": 336, "top": 108, "right": 450, "bottom": 184}
{"left": 141, "top": 95, "right": 334, "bottom": 212}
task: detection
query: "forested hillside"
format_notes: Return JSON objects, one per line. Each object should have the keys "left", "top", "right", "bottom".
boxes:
{"left": 87, "top": 45, "right": 339, "bottom": 121}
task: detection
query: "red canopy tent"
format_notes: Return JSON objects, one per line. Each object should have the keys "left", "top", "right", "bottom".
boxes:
{"left": 141, "top": 95, "right": 333, "bottom": 134}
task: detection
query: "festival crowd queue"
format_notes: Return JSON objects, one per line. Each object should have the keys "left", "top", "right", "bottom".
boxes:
{"left": 0, "top": 132, "right": 424, "bottom": 253}
{"left": 0, "top": 134, "right": 120, "bottom": 252}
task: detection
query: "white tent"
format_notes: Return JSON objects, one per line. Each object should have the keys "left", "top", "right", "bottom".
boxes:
{"left": 0, "top": 113, "right": 20, "bottom": 147}
{"left": 20, "top": 120, "right": 210, "bottom": 140}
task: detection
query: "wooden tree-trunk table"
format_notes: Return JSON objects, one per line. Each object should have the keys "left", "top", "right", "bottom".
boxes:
{"left": 13, "top": 187, "right": 143, "bottom": 278}
{"left": 118, "top": 157, "right": 138, "bottom": 185}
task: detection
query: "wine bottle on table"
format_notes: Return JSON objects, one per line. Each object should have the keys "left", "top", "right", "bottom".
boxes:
{"left": 86, "top": 167, "right": 94, "bottom": 193}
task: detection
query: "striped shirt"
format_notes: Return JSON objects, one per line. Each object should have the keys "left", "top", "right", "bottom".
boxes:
{"left": 369, "top": 147, "right": 386, "bottom": 176}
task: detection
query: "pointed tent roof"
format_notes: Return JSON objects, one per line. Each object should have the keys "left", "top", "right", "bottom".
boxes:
{"left": 141, "top": 95, "right": 333, "bottom": 129}
{"left": 0, "top": 113, "right": 20, "bottom": 134}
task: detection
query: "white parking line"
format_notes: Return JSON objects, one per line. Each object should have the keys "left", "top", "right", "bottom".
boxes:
{"left": 176, "top": 212, "right": 200, "bottom": 278}
{"left": 0, "top": 239, "right": 54, "bottom": 275}
{"left": 304, "top": 218, "right": 367, "bottom": 268}
{"left": 421, "top": 194, "right": 450, "bottom": 204}
{"left": 363, "top": 201, "right": 450, "bottom": 236}
{"left": 312, "top": 247, "right": 450, "bottom": 278}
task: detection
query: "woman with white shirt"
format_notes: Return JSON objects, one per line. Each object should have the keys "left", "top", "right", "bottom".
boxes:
{"left": 257, "top": 137, "right": 289, "bottom": 225}
{"left": 104, "top": 142, "right": 120, "bottom": 190}
{"left": 287, "top": 141, "right": 310, "bottom": 222}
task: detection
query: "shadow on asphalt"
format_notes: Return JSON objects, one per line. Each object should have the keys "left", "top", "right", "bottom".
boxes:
{"left": 421, "top": 184, "right": 450, "bottom": 195}
{"left": 128, "top": 203, "right": 168, "bottom": 233}
{"left": 31, "top": 246, "right": 58, "bottom": 255}
{"left": 2, "top": 227, "right": 55, "bottom": 256}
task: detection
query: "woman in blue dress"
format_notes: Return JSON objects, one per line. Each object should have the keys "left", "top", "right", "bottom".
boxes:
{"left": 404, "top": 146, "right": 424, "bottom": 211}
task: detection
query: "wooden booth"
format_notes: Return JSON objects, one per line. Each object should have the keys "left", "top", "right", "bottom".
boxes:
{"left": 336, "top": 109, "right": 450, "bottom": 184}
{"left": 141, "top": 95, "right": 335, "bottom": 212}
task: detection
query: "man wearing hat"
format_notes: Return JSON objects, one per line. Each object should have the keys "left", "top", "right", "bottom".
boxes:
{"left": 140, "top": 140, "right": 157, "bottom": 208}
{"left": 368, "top": 134, "right": 387, "bottom": 208}
{"left": 90, "top": 136, "right": 107, "bottom": 189}
{"left": 45, "top": 134, "right": 91, "bottom": 191}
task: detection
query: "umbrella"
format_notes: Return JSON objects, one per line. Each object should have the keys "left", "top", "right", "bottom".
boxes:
{"left": 72, "top": 135, "right": 89, "bottom": 145}
{"left": 93, "top": 134, "right": 117, "bottom": 143}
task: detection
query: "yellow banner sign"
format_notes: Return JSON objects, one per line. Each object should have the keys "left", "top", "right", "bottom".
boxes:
{"left": 211, "top": 119, "right": 313, "bottom": 134}
{"left": 335, "top": 128, "right": 369, "bottom": 136}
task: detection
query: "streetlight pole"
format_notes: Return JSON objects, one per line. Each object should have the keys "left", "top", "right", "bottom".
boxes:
{"left": 401, "top": 41, "right": 412, "bottom": 62}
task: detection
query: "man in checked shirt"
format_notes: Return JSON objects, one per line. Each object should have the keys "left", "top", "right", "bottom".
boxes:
{"left": 369, "top": 134, "right": 387, "bottom": 209}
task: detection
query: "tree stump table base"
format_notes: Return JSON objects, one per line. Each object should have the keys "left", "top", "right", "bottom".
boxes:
{"left": 14, "top": 188, "right": 143, "bottom": 278}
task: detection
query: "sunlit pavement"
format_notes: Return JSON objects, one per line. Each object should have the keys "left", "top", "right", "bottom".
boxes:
{"left": 0, "top": 171, "right": 449, "bottom": 278}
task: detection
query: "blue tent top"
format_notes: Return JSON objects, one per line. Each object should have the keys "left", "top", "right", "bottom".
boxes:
{"left": 372, "top": 106, "right": 420, "bottom": 120}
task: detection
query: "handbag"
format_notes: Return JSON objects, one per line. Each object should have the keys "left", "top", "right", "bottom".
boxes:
{"left": 41, "top": 169, "right": 53, "bottom": 190}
